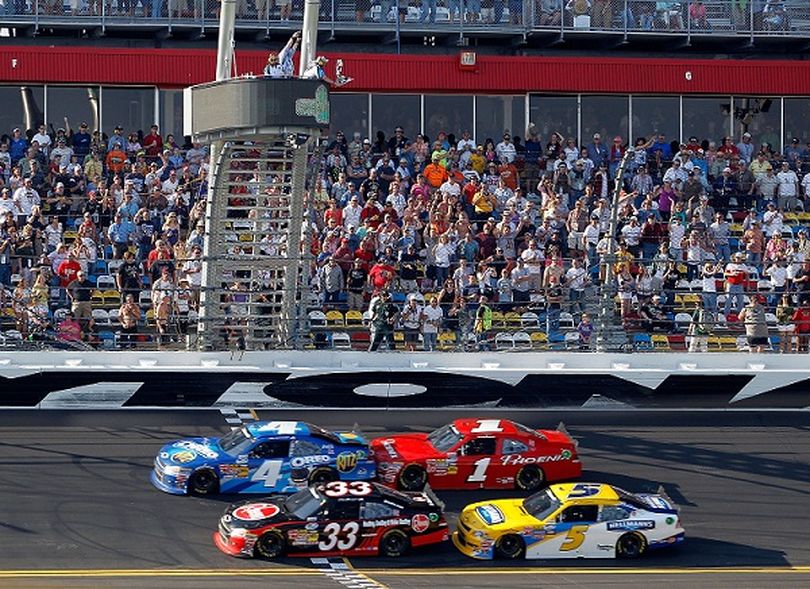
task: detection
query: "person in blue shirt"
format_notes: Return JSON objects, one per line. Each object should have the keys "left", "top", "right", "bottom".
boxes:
{"left": 264, "top": 32, "right": 301, "bottom": 79}
{"left": 586, "top": 133, "right": 608, "bottom": 169}
{"left": 68, "top": 120, "right": 92, "bottom": 161}
{"left": 648, "top": 133, "right": 673, "bottom": 161}
{"left": 107, "top": 213, "right": 136, "bottom": 259}
{"left": 9, "top": 128, "right": 28, "bottom": 165}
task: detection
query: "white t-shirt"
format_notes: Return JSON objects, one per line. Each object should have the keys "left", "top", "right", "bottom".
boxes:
{"left": 776, "top": 170, "right": 798, "bottom": 196}
{"left": 521, "top": 248, "right": 544, "bottom": 274}
{"left": 766, "top": 265, "right": 787, "bottom": 288}
{"left": 566, "top": 266, "right": 587, "bottom": 291}
{"left": 421, "top": 304, "right": 443, "bottom": 334}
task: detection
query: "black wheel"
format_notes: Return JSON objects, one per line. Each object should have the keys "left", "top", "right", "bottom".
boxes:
{"left": 254, "top": 530, "right": 286, "bottom": 559}
{"left": 379, "top": 529, "right": 410, "bottom": 557}
{"left": 616, "top": 532, "right": 646, "bottom": 559}
{"left": 494, "top": 534, "right": 524, "bottom": 559}
{"left": 515, "top": 465, "right": 544, "bottom": 492}
{"left": 308, "top": 467, "right": 338, "bottom": 486}
{"left": 187, "top": 469, "right": 219, "bottom": 495}
{"left": 397, "top": 465, "right": 428, "bottom": 491}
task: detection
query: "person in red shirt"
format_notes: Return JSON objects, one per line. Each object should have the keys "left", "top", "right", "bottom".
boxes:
{"left": 368, "top": 258, "right": 396, "bottom": 291}
{"left": 717, "top": 136, "right": 740, "bottom": 159}
{"left": 142, "top": 124, "right": 164, "bottom": 161}
{"left": 360, "top": 198, "right": 383, "bottom": 229}
{"left": 498, "top": 159, "right": 519, "bottom": 191}
{"left": 56, "top": 253, "right": 81, "bottom": 288}
{"left": 792, "top": 305, "right": 810, "bottom": 352}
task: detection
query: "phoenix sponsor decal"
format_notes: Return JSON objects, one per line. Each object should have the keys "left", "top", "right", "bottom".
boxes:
{"left": 500, "top": 449, "right": 573, "bottom": 467}
{"left": 233, "top": 503, "right": 281, "bottom": 521}
{"left": 475, "top": 505, "right": 506, "bottom": 525}
{"left": 411, "top": 513, "right": 430, "bottom": 533}
{"left": 219, "top": 464, "right": 249, "bottom": 478}
{"left": 287, "top": 529, "right": 320, "bottom": 546}
{"left": 606, "top": 520, "right": 656, "bottom": 531}
{"left": 336, "top": 450, "right": 367, "bottom": 473}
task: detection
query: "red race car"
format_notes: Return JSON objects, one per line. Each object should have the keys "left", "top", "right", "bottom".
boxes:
{"left": 371, "top": 419, "right": 581, "bottom": 492}
{"left": 214, "top": 481, "right": 448, "bottom": 559}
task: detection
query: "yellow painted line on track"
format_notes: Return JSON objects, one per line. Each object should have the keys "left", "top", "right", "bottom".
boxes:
{"left": 0, "top": 566, "right": 808, "bottom": 579}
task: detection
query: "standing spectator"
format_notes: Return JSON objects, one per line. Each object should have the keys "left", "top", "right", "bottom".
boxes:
{"left": 142, "top": 125, "right": 164, "bottom": 162}
{"left": 108, "top": 213, "right": 135, "bottom": 259}
{"left": 791, "top": 303, "right": 810, "bottom": 353}
{"left": 400, "top": 296, "right": 423, "bottom": 352}
{"left": 688, "top": 303, "right": 713, "bottom": 353}
{"left": 742, "top": 220, "right": 766, "bottom": 270}
{"left": 793, "top": 260, "right": 810, "bottom": 306}
{"left": 319, "top": 258, "right": 344, "bottom": 304}
{"left": 473, "top": 295, "right": 492, "bottom": 350}
{"left": 66, "top": 270, "right": 93, "bottom": 330}
{"left": 576, "top": 312, "right": 593, "bottom": 350}
{"left": 368, "top": 290, "right": 395, "bottom": 351}
{"left": 724, "top": 253, "right": 748, "bottom": 318}
{"left": 775, "top": 294, "right": 796, "bottom": 353}
{"left": 118, "top": 293, "right": 141, "bottom": 348}
{"left": 420, "top": 296, "right": 443, "bottom": 351}
{"left": 776, "top": 161, "right": 799, "bottom": 212}
{"left": 116, "top": 250, "right": 143, "bottom": 302}
{"left": 738, "top": 296, "right": 769, "bottom": 353}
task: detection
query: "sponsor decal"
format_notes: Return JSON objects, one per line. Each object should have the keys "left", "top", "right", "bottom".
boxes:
{"left": 500, "top": 449, "right": 572, "bottom": 467}
{"left": 290, "top": 454, "right": 331, "bottom": 468}
{"left": 171, "top": 450, "right": 197, "bottom": 464}
{"left": 362, "top": 518, "right": 410, "bottom": 528}
{"left": 336, "top": 450, "right": 367, "bottom": 473}
{"left": 475, "top": 505, "right": 506, "bottom": 525}
{"left": 411, "top": 513, "right": 430, "bottom": 533}
{"left": 305, "top": 522, "right": 319, "bottom": 531}
{"left": 175, "top": 441, "right": 219, "bottom": 459}
{"left": 428, "top": 512, "right": 439, "bottom": 523}
{"left": 606, "top": 520, "right": 656, "bottom": 531}
{"left": 160, "top": 452, "right": 169, "bottom": 459}
{"left": 233, "top": 503, "right": 281, "bottom": 521}
{"left": 666, "top": 516, "right": 675, "bottom": 525}
{"left": 219, "top": 464, "right": 249, "bottom": 478}
{"left": 381, "top": 440, "right": 399, "bottom": 458}
{"left": 425, "top": 457, "right": 457, "bottom": 476}
{"left": 641, "top": 495, "right": 672, "bottom": 510}
{"left": 598, "top": 544, "right": 614, "bottom": 551}
{"left": 287, "top": 529, "right": 319, "bottom": 546}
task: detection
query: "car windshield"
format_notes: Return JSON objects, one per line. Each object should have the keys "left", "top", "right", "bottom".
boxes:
{"left": 427, "top": 424, "right": 463, "bottom": 452}
{"left": 522, "top": 489, "right": 561, "bottom": 520}
{"left": 218, "top": 427, "right": 254, "bottom": 456}
{"left": 284, "top": 487, "right": 324, "bottom": 519}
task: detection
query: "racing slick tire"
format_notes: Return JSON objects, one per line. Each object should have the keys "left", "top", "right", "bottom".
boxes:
{"left": 309, "top": 467, "right": 338, "bottom": 486}
{"left": 494, "top": 534, "right": 525, "bottom": 559}
{"left": 515, "top": 465, "right": 544, "bottom": 492}
{"left": 187, "top": 469, "right": 219, "bottom": 496}
{"left": 255, "top": 530, "right": 286, "bottom": 559}
{"left": 397, "top": 465, "right": 428, "bottom": 491}
{"left": 379, "top": 529, "right": 411, "bottom": 557}
{"left": 616, "top": 532, "right": 647, "bottom": 559}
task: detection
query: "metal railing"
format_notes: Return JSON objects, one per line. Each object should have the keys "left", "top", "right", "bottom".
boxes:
{"left": 3, "top": 1, "right": 808, "bottom": 39}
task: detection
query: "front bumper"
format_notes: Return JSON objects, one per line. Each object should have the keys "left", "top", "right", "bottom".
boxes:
{"left": 451, "top": 529, "right": 495, "bottom": 560}
{"left": 150, "top": 469, "right": 187, "bottom": 495}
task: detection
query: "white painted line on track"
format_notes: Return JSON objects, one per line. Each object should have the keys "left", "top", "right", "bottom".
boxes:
{"left": 310, "top": 558, "right": 387, "bottom": 589}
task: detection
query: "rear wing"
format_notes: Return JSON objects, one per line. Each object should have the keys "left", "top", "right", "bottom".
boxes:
{"left": 557, "top": 421, "right": 579, "bottom": 449}
{"left": 422, "top": 484, "right": 445, "bottom": 511}
{"left": 656, "top": 485, "right": 679, "bottom": 512}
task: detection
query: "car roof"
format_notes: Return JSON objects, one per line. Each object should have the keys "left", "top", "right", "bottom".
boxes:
{"left": 245, "top": 421, "right": 313, "bottom": 438}
{"left": 452, "top": 418, "right": 527, "bottom": 437}
{"left": 550, "top": 483, "right": 620, "bottom": 503}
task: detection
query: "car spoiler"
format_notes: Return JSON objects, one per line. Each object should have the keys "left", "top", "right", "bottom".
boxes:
{"left": 422, "top": 484, "right": 445, "bottom": 511}
{"left": 656, "top": 485, "right": 679, "bottom": 511}
{"left": 557, "top": 421, "right": 579, "bottom": 449}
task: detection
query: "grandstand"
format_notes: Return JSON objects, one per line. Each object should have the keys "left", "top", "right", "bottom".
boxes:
{"left": 2, "top": 0, "right": 810, "bottom": 353}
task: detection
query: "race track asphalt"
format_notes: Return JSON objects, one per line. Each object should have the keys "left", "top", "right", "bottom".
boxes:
{"left": 0, "top": 409, "right": 808, "bottom": 589}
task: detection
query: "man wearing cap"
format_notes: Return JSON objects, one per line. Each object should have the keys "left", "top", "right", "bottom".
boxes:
{"left": 742, "top": 219, "right": 765, "bottom": 271}
{"left": 776, "top": 161, "right": 799, "bottom": 212}
{"left": 712, "top": 166, "right": 737, "bottom": 211}
{"left": 495, "top": 132, "right": 516, "bottom": 164}
{"left": 587, "top": 133, "right": 608, "bottom": 169}
{"left": 50, "top": 136, "right": 73, "bottom": 167}
{"left": 368, "top": 290, "right": 396, "bottom": 352}
{"left": 9, "top": 128, "right": 28, "bottom": 166}
{"left": 32, "top": 124, "right": 52, "bottom": 157}
{"left": 736, "top": 132, "right": 754, "bottom": 165}
{"left": 784, "top": 138, "right": 804, "bottom": 169}
{"left": 69, "top": 121, "right": 92, "bottom": 161}
{"left": 302, "top": 56, "right": 336, "bottom": 84}
{"left": 723, "top": 253, "right": 748, "bottom": 317}
{"left": 142, "top": 124, "right": 163, "bottom": 162}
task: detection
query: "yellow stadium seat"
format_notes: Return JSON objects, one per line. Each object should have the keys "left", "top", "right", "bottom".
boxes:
{"left": 490, "top": 311, "right": 505, "bottom": 328}
{"left": 325, "top": 310, "right": 344, "bottom": 327}
{"left": 651, "top": 334, "right": 670, "bottom": 350}
{"left": 345, "top": 310, "right": 363, "bottom": 327}
{"left": 504, "top": 312, "right": 522, "bottom": 329}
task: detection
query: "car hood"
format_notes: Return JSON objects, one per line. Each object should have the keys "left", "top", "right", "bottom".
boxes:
{"left": 157, "top": 437, "right": 223, "bottom": 468}
{"left": 460, "top": 499, "right": 530, "bottom": 532}
{"left": 223, "top": 496, "right": 291, "bottom": 529}
{"left": 371, "top": 433, "right": 438, "bottom": 461}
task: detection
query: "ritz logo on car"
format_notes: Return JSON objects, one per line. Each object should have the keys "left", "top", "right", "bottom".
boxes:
{"left": 336, "top": 450, "right": 366, "bottom": 473}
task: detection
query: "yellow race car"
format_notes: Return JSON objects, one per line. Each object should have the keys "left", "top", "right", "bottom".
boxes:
{"left": 453, "top": 482, "right": 685, "bottom": 560}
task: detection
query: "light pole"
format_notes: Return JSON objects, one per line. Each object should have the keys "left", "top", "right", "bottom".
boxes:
{"left": 595, "top": 147, "right": 635, "bottom": 352}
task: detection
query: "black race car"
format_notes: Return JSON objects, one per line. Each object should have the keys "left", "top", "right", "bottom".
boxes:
{"left": 214, "top": 480, "right": 449, "bottom": 559}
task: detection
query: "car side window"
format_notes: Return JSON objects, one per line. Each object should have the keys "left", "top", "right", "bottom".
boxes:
{"left": 360, "top": 502, "right": 400, "bottom": 520}
{"left": 290, "top": 439, "right": 321, "bottom": 457}
{"left": 250, "top": 440, "right": 291, "bottom": 459}
{"left": 462, "top": 436, "right": 497, "bottom": 456}
{"left": 599, "top": 505, "right": 633, "bottom": 522}
{"left": 559, "top": 505, "right": 599, "bottom": 524}
{"left": 501, "top": 438, "right": 529, "bottom": 455}
{"left": 327, "top": 499, "right": 361, "bottom": 520}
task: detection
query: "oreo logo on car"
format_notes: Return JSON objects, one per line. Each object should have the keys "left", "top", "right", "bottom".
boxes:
{"left": 233, "top": 503, "right": 281, "bottom": 521}
{"left": 290, "top": 454, "right": 331, "bottom": 468}
{"left": 606, "top": 520, "right": 655, "bottom": 531}
{"left": 475, "top": 505, "right": 505, "bottom": 525}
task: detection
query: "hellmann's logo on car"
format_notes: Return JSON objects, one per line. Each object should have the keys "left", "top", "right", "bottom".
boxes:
{"left": 476, "top": 505, "right": 506, "bottom": 525}
{"left": 606, "top": 520, "right": 656, "bottom": 531}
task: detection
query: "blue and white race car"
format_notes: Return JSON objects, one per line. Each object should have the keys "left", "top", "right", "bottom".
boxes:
{"left": 151, "top": 421, "right": 376, "bottom": 495}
